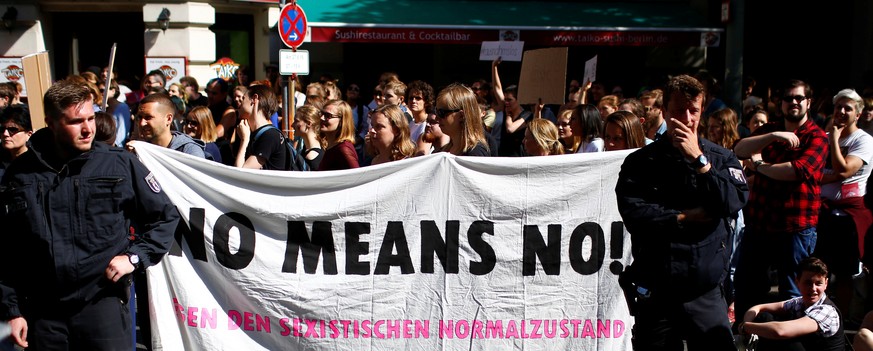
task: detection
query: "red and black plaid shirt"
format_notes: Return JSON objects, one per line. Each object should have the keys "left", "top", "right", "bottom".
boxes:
{"left": 746, "top": 119, "right": 828, "bottom": 232}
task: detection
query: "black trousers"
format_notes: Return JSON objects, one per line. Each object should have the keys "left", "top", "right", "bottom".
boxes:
{"left": 632, "top": 286, "right": 736, "bottom": 351}
{"left": 24, "top": 294, "right": 131, "bottom": 351}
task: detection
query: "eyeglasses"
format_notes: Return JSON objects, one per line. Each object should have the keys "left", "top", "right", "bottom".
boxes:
{"left": 1, "top": 126, "right": 23, "bottom": 135}
{"left": 348, "top": 86, "right": 360, "bottom": 92}
{"left": 783, "top": 95, "right": 807, "bottom": 103}
{"left": 185, "top": 120, "right": 200, "bottom": 127}
{"left": 322, "top": 111, "right": 342, "bottom": 119}
{"left": 436, "top": 108, "right": 461, "bottom": 119}
{"left": 426, "top": 119, "right": 440, "bottom": 125}
{"left": 411, "top": 96, "right": 424, "bottom": 101}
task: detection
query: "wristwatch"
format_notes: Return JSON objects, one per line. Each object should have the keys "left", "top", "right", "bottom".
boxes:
{"left": 127, "top": 253, "right": 141, "bottom": 269}
{"left": 692, "top": 154, "right": 709, "bottom": 169}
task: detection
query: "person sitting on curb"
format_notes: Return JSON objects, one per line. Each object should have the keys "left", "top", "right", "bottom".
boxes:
{"left": 738, "top": 257, "right": 845, "bottom": 351}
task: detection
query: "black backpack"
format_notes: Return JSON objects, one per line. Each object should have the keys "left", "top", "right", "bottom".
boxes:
{"left": 252, "top": 126, "right": 309, "bottom": 171}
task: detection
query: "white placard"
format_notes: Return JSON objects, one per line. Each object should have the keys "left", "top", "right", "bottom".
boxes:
{"left": 479, "top": 41, "right": 525, "bottom": 62}
{"left": 280, "top": 50, "right": 310, "bottom": 76}
{"left": 145, "top": 57, "right": 187, "bottom": 88}
{"left": 0, "top": 57, "right": 27, "bottom": 97}
{"left": 583, "top": 56, "right": 598, "bottom": 86}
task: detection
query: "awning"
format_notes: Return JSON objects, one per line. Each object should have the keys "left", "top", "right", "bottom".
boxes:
{"left": 277, "top": 1, "right": 723, "bottom": 46}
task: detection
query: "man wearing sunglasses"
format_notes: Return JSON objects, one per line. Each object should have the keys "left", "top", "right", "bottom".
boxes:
{"left": 734, "top": 79, "right": 829, "bottom": 324}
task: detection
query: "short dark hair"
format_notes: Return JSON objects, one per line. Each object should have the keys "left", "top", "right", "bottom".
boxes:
{"left": 797, "top": 257, "right": 829, "bottom": 278}
{"left": 247, "top": 84, "right": 278, "bottom": 118}
{"left": 207, "top": 78, "right": 229, "bottom": 94}
{"left": 663, "top": 75, "right": 705, "bottom": 110}
{"left": 504, "top": 85, "right": 518, "bottom": 98}
{"left": 44, "top": 80, "right": 93, "bottom": 121}
{"left": 139, "top": 93, "right": 176, "bottom": 118}
{"left": 94, "top": 111, "right": 117, "bottom": 146}
{"left": 407, "top": 80, "right": 435, "bottom": 112}
{"left": 0, "top": 82, "right": 15, "bottom": 101}
{"left": 782, "top": 79, "right": 813, "bottom": 99}
{"left": 146, "top": 70, "right": 167, "bottom": 86}
{"left": 0, "top": 105, "right": 32, "bottom": 131}
{"left": 179, "top": 76, "right": 200, "bottom": 91}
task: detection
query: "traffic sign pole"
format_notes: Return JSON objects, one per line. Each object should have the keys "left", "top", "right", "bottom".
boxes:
{"left": 278, "top": 1, "right": 308, "bottom": 136}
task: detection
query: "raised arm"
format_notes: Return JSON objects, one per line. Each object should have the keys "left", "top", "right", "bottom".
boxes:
{"left": 580, "top": 81, "right": 592, "bottom": 105}
{"left": 492, "top": 58, "right": 504, "bottom": 103}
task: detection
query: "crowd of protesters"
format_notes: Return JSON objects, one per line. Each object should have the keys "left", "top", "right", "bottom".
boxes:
{"left": 6, "top": 60, "right": 873, "bottom": 350}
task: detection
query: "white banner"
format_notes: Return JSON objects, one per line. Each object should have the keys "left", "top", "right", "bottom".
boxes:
{"left": 133, "top": 141, "right": 635, "bottom": 351}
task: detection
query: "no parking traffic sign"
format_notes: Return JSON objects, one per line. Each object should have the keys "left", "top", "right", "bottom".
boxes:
{"left": 278, "top": 3, "right": 307, "bottom": 49}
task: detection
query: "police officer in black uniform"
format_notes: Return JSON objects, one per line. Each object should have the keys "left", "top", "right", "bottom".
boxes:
{"left": 0, "top": 79, "right": 180, "bottom": 350}
{"left": 615, "top": 75, "right": 748, "bottom": 351}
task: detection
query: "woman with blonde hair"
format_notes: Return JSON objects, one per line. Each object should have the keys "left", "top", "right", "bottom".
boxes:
{"left": 598, "top": 94, "right": 619, "bottom": 121}
{"left": 293, "top": 105, "right": 324, "bottom": 170}
{"left": 185, "top": 106, "right": 223, "bottom": 163}
{"left": 168, "top": 83, "right": 189, "bottom": 105}
{"left": 556, "top": 109, "right": 578, "bottom": 152}
{"left": 366, "top": 104, "right": 415, "bottom": 165}
{"left": 318, "top": 99, "right": 359, "bottom": 170}
{"left": 524, "top": 118, "right": 564, "bottom": 156}
{"left": 435, "top": 84, "right": 490, "bottom": 156}
{"left": 604, "top": 110, "right": 646, "bottom": 151}
{"left": 706, "top": 108, "right": 740, "bottom": 149}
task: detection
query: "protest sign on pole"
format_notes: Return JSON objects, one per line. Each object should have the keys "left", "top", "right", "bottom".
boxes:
{"left": 479, "top": 41, "right": 525, "bottom": 62}
{"left": 517, "top": 47, "right": 568, "bottom": 105}
{"left": 21, "top": 51, "right": 51, "bottom": 130}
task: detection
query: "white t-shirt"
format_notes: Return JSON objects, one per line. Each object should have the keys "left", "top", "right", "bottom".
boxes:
{"left": 410, "top": 120, "right": 427, "bottom": 144}
{"left": 577, "top": 138, "right": 604, "bottom": 153}
{"left": 821, "top": 128, "right": 873, "bottom": 200}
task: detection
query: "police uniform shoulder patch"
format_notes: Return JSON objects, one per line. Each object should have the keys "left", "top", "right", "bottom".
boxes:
{"left": 145, "top": 172, "right": 162, "bottom": 193}
{"left": 729, "top": 167, "right": 746, "bottom": 183}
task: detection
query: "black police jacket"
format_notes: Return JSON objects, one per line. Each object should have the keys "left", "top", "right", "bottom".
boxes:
{"left": 615, "top": 136, "right": 749, "bottom": 298}
{"left": 0, "top": 129, "right": 180, "bottom": 319}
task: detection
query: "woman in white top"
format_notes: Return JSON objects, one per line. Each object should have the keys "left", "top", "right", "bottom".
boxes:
{"left": 572, "top": 104, "right": 605, "bottom": 153}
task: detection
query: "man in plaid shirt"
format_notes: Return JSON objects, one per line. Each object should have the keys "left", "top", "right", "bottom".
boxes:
{"left": 738, "top": 257, "right": 845, "bottom": 351}
{"left": 733, "top": 79, "right": 829, "bottom": 320}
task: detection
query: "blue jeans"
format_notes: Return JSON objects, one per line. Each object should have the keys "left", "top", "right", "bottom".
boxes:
{"left": 733, "top": 227, "right": 817, "bottom": 316}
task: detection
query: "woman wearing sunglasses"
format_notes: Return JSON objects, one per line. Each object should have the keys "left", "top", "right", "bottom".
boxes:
{"left": 0, "top": 106, "right": 33, "bottom": 175}
{"left": 318, "top": 99, "right": 360, "bottom": 170}
{"left": 184, "top": 106, "right": 223, "bottom": 163}
{"left": 435, "top": 84, "right": 490, "bottom": 156}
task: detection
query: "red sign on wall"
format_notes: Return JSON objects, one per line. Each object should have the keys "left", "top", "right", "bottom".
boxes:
{"left": 309, "top": 27, "right": 718, "bottom": 47}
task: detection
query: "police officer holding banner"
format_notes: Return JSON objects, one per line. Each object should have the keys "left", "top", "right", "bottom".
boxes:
{"left": 0, "top": 79, "right": 179, "bottom": 349}
{"left": 615, "top": 75, "right": 749, "bottom": 350}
